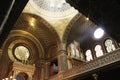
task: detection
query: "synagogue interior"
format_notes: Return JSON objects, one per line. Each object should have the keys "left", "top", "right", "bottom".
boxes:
{"left": 0, "top": 0, "right": 120, "bottom": 80}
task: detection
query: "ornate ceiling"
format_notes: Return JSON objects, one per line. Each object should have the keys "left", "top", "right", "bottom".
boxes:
{"left": 5, "top": 14, "right": 60, "bottom": 58}
{"left": 22, "top": 0, "right": 78, "bottom": 40}
{"left": 1, "top": 0, "right": 119, "bottom": 79}
{"left": 4, "top": 0, "right": 109, "bottom": 57}
{"left": 24, "top": 0, "right": 78, "bottom": 19}
{"left": 1, "top": 0, "right": 79, "bottom": 61}
{"left": 32, "top": 0, "right": 70, "bottom": 12}
{"left": 66, "top": 0, "right": 120, "bottom": 43}
{"left": 1, "top": 0, "right": 112, "bottom": 58}
{"left": 12, "top": 13, "right": 60, "bottom": 55}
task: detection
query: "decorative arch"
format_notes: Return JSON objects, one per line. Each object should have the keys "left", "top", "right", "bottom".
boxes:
{"left": 14, "top": 13, "right": 61, "bottom": 58}
{"left": 85, "top": 49, "right": 93, "bottom": 61}
{"left": 2, "top": 30, "right": 44, "bottom": 63}
{"left": 0, "top": 13, "right": 61, "bottom": 77}
{"left": 22, "top": 13, "right": 60, "bottom": 43}
{"left": 62, "top": 12, "right": 97, "bottom": 54}
{"left": 104, "top": 38, "right": 116, "bottom": 53}
{"left": 62, "top": 13, "right": 81, "bottom": 43}
{"left": 94, "top": 44, "right": 104, "bottom": 57}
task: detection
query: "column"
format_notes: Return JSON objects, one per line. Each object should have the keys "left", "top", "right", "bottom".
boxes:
{"left": 44, "top": 61, "right": 50, "bottom": 80}
{"left": 57, "top": 42, "right": 68, "bottom": 72}
{"left": 39, "top": 60, "right": 45, "bottom": 80}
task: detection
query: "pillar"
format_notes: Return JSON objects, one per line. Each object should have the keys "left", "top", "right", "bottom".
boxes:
{"left": 39, "top": 60, "right": 45, "bottom": 80}
{"left": 44, "top": 61, "right": 50, "bottom": 79}
{"left": 57, "top": 42, "right": 68, "bottom": 72}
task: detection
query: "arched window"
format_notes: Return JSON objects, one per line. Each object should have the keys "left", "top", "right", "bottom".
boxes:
{"left": 85, "top": 50, "right": 93, "bottom": 61}
{"left": 105, "top": 39, "right": 116, "bottom": 53}
{"left": 94, "top": 45, "right": 104, "bottom": 57}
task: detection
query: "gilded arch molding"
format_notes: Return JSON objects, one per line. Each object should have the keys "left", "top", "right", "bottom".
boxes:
{"left": 21, "top": 13, "right": 61, "bottom": 43}
{"left": 2, "top": 30, "right": 44, "bottom": 62}
{"left": 15, "top": 13, "right": 61, "bottom": 56}
{"left": 62, "top": 13, "right": 82, "bottom": 43}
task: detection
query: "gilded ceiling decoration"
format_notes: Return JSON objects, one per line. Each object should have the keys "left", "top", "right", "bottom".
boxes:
{"left": 4, "top": 30, "right": 43, "bottom": 63}
{"left": 13, "top": 13, "right": 60, "bottom": 54}
{"left": 28, "top": 0, "right": 78, "bottom": 19}
{"left": 22, "top": 0, "right": 78, "bottom": 40}
{"left": 32, "top": 0, "right": 70, "bottom": 12}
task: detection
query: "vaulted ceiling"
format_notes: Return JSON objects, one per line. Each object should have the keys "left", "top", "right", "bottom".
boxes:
{"left": 0, "top": 0, "right": 120, "bottom": 79}
{"left": 66, "top": 0, "right": 120, "bottom": 43}
{"left": 13, "top": 13, "right": 60, "bottom": 54}
{"left": 1, "top": 0, "right": 119, "bottom": 52}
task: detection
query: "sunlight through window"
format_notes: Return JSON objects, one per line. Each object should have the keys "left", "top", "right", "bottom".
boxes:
{"left": 94, "top": 28, "right": 104, "bottom": 39}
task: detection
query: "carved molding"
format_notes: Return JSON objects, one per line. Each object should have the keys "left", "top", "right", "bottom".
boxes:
{"left": 62, "top": 13, "right": 81, "bottom": 43}
{"left": 9, "top": 61, "right": 35, "bottom": 80}
{"left": 63, "top": 49, "right": 120, "bottom": 79}
{"left": 47, "top": 49, "right": 120, "bottom": 80}
{"left": 12, "top": 62, "right": 35, "bottom": 73}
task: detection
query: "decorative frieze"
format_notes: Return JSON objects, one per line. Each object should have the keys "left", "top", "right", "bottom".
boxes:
{"left": 48, "top": 49, "right": 120, "bottom": 80}
{"left": 9, "top": 61, "right": 35, "bottom": 80}
{"left": 63, "top": 49, "right": 120, "bottom": 79}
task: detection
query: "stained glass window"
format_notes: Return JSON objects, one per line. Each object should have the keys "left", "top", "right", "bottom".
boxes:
{"left": 85, "top": 50, "right": 93, "bottom": 61}
{"left": 94, "top": 45, "right": 103, "bottom": 57}
{"left": 14, "top": 46, "right": 30, "bottom": 61}
{"left": 105, "top": 39, "right": 116, "bottom": 53}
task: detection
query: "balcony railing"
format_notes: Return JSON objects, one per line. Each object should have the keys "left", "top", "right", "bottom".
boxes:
{"left": 49, "top": 48, "right": 120, "bottom": 80}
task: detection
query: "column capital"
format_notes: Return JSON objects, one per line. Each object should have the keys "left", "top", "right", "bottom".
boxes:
{"left": 57, "top": 42, "right": 67, "bottom": 56}
{"left": 58, "top": 42, "right": 66, "bottom": 51}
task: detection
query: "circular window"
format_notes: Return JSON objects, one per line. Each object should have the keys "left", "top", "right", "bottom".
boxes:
{"left": 14, "top": 46, "right": 30, "bottom": 61}
{"left": 94, "top": 28, "right": 104, "bottom": 39}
